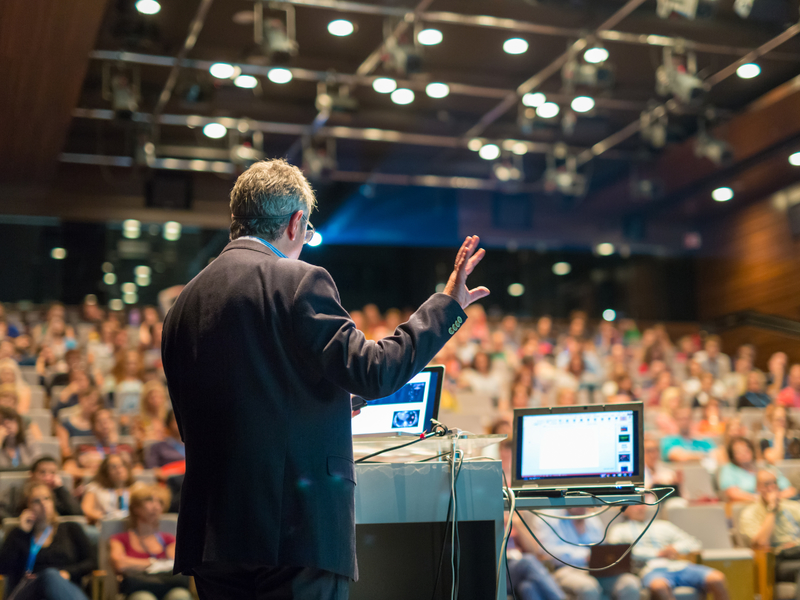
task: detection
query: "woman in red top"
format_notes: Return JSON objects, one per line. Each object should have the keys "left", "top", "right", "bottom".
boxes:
{"left": 109, "top": 485, "right": 190, "bottom": 600}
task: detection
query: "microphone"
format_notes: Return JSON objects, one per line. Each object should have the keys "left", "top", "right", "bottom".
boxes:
{"left": 430, "top": 418, "right": 449, "bottom": 436}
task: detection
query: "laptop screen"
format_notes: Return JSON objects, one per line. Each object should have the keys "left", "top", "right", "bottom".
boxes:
{"left": 514, "top": 405, "right": 642, "bottom": 485}
{"left": 351, "top": 366, "right": 443, "bottom": 436}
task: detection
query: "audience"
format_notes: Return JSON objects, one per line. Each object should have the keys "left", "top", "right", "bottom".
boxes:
{"left": 14, "top": 456, "right": 82, "bottom": 517}
{"left": 0, "top": 406, "right": 34, "bottom": 469}
{"left": 81, "top": 453, "right": 136, "bottom": 525}
{"left": 718, "top": 437, "right": 795, "bottom": 503}
{"left": 660, "top": 407, "right": 716, "bottom": 463}
{"left": 738, "top": 370, "right": 772, "bottom": 409}
{"left": 777, "top": 364, "right": 800, "bottom": 408}
{"left": 64, "top": 408, "right": 135, "bottom": 480}
{"left": 133, "top": 381, "right": 169, "bottom": 445}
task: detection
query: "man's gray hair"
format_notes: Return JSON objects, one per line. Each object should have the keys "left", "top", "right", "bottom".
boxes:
{"left": 229, "top": 159, "right": 317, "bottom": 241}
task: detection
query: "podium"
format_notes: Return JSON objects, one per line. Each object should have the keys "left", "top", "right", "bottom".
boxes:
{"left": 351, "top": 434, "right": 506, "bottom": 600}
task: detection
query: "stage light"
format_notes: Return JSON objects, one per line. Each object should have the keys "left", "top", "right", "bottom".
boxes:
{"left": 121, "top": 283, "right": 137, "bottom": 294}
{"left": 163, "top": 221, "right": 182, "bottom": 241}
{"left": 468, "top": 138, "right": 483, "bottom": 152}
{"left": 103, "top": 273, "right": 117, "bottom": 285}
{"left": 122, "top": 219, "right": 141, "bottom": 239}
{"left": 571, "top": 96, "right": 595, "bottom": 113}
{"left": 102, "top": 262, "right": 114, "bottom": 273}
{"left": 522, "top": 92, "right": 546, "bottom": 107}
{"left": 603, "top": 309, "right": 617, "bottom": 321}
{"left": 695, "top": 133, "right": 733, "bottom": 166}
{"left": 209, "top": 63, "right": 236, "bottom": 79}
{"left": 234, "top": 75, "right": 258, "bottom": 89}
{"left": 267, "top": 68, "right": 293, "bottom": 84}
{"left": 503, "top": 38, "right": 528, "bottom": 55}
{"left": 425, "top": 82, "right": 449, "bottom": 99}
{"left": 308, "top": 232, "right": 323, "bottom": 246}
{"left": 203, "top": 123, "right": 227, "bottom": 139}
{"left": 478, "top": 144, "right": 500, "bottom": 160}
{"left": 736, "top": 63, "right": 761, "bottom": 79}
{"left": 390, "top": 88, "right": 414, "bottom": 105}
{"left": 597, "top": 243, "right": 615, "bottom": 256}
{"left": 512, "top": 142, "right": 528, "bottom": 156}
{"left": 50, "top": 247, "right": 66, "bottom": 260}
{"left": 135, "top": 0, "right": 161, "bottom": 15}
{"left": 584, "top": 47, "right": 609, "bottom": 64}
{"left": 134, "top": 266, "right": 151, "bottom": 278}
{"left": 417, "top": 28, "right": 442, "bottom": 46}
{"left": 327, "top": 19, "right": 354, "bottom": 36}
{"left": 507, "top": 283, "right": 525, "bottom": 297}
{"left": 372, "top": 78, "right": 397, "bottom": 94}
{"left": 712, "top": 186, "right": 733, "bottom": 202}
{"left": 552, "top": 262, "right": 571, "bottom": 275}
{"left": 136, "top": 274, "right": 151, "bottom": 287}
{"left": 123, "top": 292, "right": 138, "bottom": 305}
{"left": 536, "top": 102, "right": 560, "bottom": 119}
{"left": 790, "top": 152, "right": 800, "bottom": 166}
{"left": 109, "top": 299, "right": 124, "bottom": 311}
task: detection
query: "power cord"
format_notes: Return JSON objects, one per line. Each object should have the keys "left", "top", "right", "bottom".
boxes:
{"left": 430, "top": 447, "right": 464, "bottom": 600}
{"left": 355, "top": 420, "right": 449, "bottom": 463}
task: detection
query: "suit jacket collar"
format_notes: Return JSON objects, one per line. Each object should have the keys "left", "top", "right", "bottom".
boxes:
{"left": 221, "top": 238, "right": 279, "bottom": 258}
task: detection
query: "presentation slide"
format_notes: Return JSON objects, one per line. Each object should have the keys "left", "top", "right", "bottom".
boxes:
{"left": 352, "top": 371, "right": 432, "bottom": 436}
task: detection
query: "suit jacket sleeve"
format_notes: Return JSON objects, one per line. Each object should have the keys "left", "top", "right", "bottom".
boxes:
{"left": 291, "top": 266, "right": 466, "bottom": 399}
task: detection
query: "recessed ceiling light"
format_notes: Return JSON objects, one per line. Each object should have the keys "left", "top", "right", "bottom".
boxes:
{"left": 468, "top": 138, "right": 483, "bottom": 152}
{"left": 121, "top": 282, "right": 137, "bottom": 294}
{"left": 122, "top": 219, "right": 141, "bottom": 239}
{"left": 103, "top": 273, "right": 117, "bottom": 285}
{"left": 372, "top": 78, "right": 397, "bottom": 94}
{"left": 390, "top": 88, "right": 414, "bottom": 105}
{"left": 512, "top": 142, "right": 528, "bottom": 156}
{"left": 134, "top": 266, "right": 151, "bottom": 277}
{"left": 790, "top": 151, "right": 800, "bottom": 166}
{"left": 425, "top": 82, "right": 449, "bottom": 99}
{"left": 584, "top": 47, "right": 609, "bottom": 64}
{"left": 536, "top": 102, "right": 560, "bottom": 119}
{"left": 596, "top": 243, "right": 615, "bottom": 256}
{"left": 503, "top": 38, "right": 529, "bottom": 55}
{"left": 209, "top": 63, "right": 235, "bottom": 79}
{"left": 603, "top": 309, "right": 617, "bottom": 322}
{"left": 552, "top": 262, "right": 571, "bottom": 275}
{"left": 478, "top": 144, "right": 500, "bottom": 160}
{"left": 164, "top": 221, "right": 182, "bottom": 241}
{"left": 203, "top": 123, "right": 227, "bottom": 139}
{"left": 135, "top": 0, "right": 161, "bottom": 15}
{"left": 417, "top": 28, "right": 443, "bottom": 46}
{"left": 123, "top": 292, "right": 139, "bottom": 305}
{"left": 267, "top": 68, "right": 293, "bottom": 84}
{"left": 736, "top": 63, "right": 761, "bottom": 79}
{"left": 522, "top": 92, "right": 546, "bottom": 107}
{"left": 50, "top": 247, "right": 67, "bottom": 260}
{"left": 507, "top": 283, "right": 525, "bottom": 297}
{"left": 327, "top": 19, "right": 354, "bottom": 36}
{"left": 233, "top": 75, "right": 258, "bottom": 89}
{"left": 571, "top": 96, "right": 595, "bottom": 113}
{"left": 109, "top": 299, "right": 124, "bottom": 311}
{"left": 712, "top": 187, "right": 734, "bottom": 202}
{"left": 102, "top": 262, "right": 114, "bottom": 273}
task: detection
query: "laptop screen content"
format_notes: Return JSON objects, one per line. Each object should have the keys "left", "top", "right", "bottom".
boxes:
{"left": 517, "top": 409, "right": 638, "bottom": 482}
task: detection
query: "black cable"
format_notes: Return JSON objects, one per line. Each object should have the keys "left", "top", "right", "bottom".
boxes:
{"left": 505, "top": 547, "right": 518, "bottom": 600}
{"left": 430, "top": 454, "right": 464, "bottom": 600}
{"left": 531, "top": 504, "right": 627, "bottom": 548}
{"left": 355, "top": 431, "right": 437, "bottom": 463}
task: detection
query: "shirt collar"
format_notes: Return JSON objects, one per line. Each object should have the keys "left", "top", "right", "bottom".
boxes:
{"left": 238, "top": 236, "right": 287, "bottom": 258}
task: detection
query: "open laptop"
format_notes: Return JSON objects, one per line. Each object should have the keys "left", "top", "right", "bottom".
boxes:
{"left": 511, "top": 402, "right": 644, "bottom": 494}
{"left": 351, "top": 365, "right": 444, "bottom": 436}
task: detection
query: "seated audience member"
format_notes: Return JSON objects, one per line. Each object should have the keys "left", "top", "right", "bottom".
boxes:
{"left": 0, "top": 358, "right": 31, "bottom": 414}
{"left": 458, "top": 351, "right": 503, "bottom": 406}
{"left": 554, "top": 387, "right": 578, "bottom": 407}
{"left": 724, "top": 357, "right": 752, "bottom": 402}
{"left": 715, "top": 417, "right": 746, "bottom": 466}
{"left": 644, "top": 437, "right": 678, "bottom": 490}
{"left": 57, "top": 387, "right": 100, "bottom": 459}
{"left": 51, "top": 368, "right": 94, "bottom": 418}
{"left": 536, "top": 508, "right": 641, "bottom": 600}
{"left": 692, "top": 372, "right": 727, "bottom": 408}
{"left": 145, "top": 411, "right": 185, "bottom": 477}
{"left": 81, "top": 453, "right": 135, "bottom": 525}
{"left": 647, "top": 371, "right": 675, "bottom": 407}
{"left": 737, "top": 371, "right": 772, "bottom": 409}
{"left": 767, "top": 352, "right": 789, "bottom": 397}
{"left": 15, "top": 456, "right": 82, "bottom": 517}
{"left": 0, "top": 406, "right": 34, "bottom": 468}
{"left": 63, "top": 408, "right": 136, "bottom": 480}
{"left": 134, "top": 381, "right": 169, "bottom": 445}
{"left": 718, "top": 437, "right": 795, "bottom": 503}
{"left": 108, "top": 350, "right": 146, "bottom": 432}
{"left": 760, "top": 404, "right": 800, "bottom": 464}
{"left": 608, "top": 503, "right": 729, "bottom": 600}
{"left": 655, "top": 387, "right": 683, "bottom": 435}
{"left": 681, "top": 360, "right": 705, "bottom": 400}
{"left": 660, "top": 407, "right": 716, "bottom": 462}
{"left": 777, "top": 364, "right": 800, "bottom": 408}
{"left": 695, "top": 397, "right": 726, "bottom": 436}
{"left": 0, "top": 483, "right": 93, "bottom": 599}
{"left": 694, "top": 335, "right": 731, "bottom": 380}
{"left": 739, "top": 470, "right": 800, "bottom": 592}
{"left": 109, "top": 485, "right": 191, "bottom": 600}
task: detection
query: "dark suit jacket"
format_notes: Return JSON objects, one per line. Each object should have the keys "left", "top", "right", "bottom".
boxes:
{"left": 161, "top": 238, "right": 466, "bottom": 580}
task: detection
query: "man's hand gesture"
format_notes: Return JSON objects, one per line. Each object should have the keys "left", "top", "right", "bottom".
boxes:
{"left": 444, "top": 236, "right": 490, "bottom": 309}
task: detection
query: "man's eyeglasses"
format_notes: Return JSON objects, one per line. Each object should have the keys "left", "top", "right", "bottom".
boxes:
{"left": 301, "top": 215, "right": 315, "bottom": 245}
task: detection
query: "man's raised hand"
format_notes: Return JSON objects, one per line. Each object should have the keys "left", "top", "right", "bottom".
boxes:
{"left": 443, "top": 236, "right": 490, "bottom": 309}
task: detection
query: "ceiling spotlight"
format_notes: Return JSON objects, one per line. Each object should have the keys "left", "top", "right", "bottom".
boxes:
{"left": 552, "top": 262, "right": 571, "bottom": 276}
{"left": 164, "top": 221, "right": 182, "bottom": 241}
{"left": 736, "top": 63, "right": 761, "bottom": 79}
{"left": 267, "top": 67, "right": 293, "bottom": 84}
{"left": 209, "top": 63, "right": 236, "bottom": 79}
{"left": 109, "top": 299, "right": 124, "bottom": 311}
{"left": 135, "top": 0, "right": 161, "bottom": 15}
{"left": 603, "top": 309, "right": 617, "bottom": 322}
{"left": 372, "top": 78, "right": 397, "bottom": 94}
{"left": 203, "top": 123, "right": 227, "bottom": 139}
{"left": 417, "top": 28, "right": 443, "bottom": 46}
{"left": 522, "top": 92, "right": 546, "bottom": 107}
{"left": 50, "top": 247, "right": 67, "bottom": 260}
{"left": 136, "top": 274, "right": 151, "bottom": 287}
{"left": 478, "top": 144, "right": 500, "bottom": 160}
{"left": 102, "top": 262, "right": 114, "bottom": 273}
{"left": 571, "top": 96, "right": 595, "bottom": 113}
{"left": 327, "top": 19, "right": 354, "bottom": 36}
{"left": 121, "top": 282, "right": 138, "bottom": 294}
{"left": 596, "top": 242, "right": 615, "bottom": 256}
{"left": 134, "top": 266, "right": 151, "bottom": 277}
{"left": 103, "top": 273, "right": 117, "bottom": 285}
{"left": 789, "top": 151, "right": 800, "bottom": 166}
{"left": 123, "top": 292, "right": 139, "bottom": 305}
{"left": 503, "top": 38, "right": 529, "bottom": 55}
{"left": 584, "top": 47, "right": 609, "bottom": 64}
{"left": 390, "top": 88, "right": 414, "bottom": 105}
{"left": 712, "top": 187, "right": 734, "bottom": 202}
{"left": 308, "top": 232, "right": 323, "bottom": 247}
{"left": 122, "top": 219, "right": 141, "bottom": 239}
{"left": 468, "top": 138, "right": 483, "bottom": 152}
{"left": 512, "top": 142, "right": 528, "bottom": 156}
{"left": 507, "top": 283, "right": 525, "bottom": 297}
{"left": 536, "top": 102, "right": 560, "bottom": 119}
{"left": 425, "top": 82, "right": 449, "bottom": 99}
{"left": 234, "top": 74, "right": 258, "bottom": 89}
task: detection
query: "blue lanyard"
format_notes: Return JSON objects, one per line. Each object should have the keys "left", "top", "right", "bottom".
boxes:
{"left": 239, "top": 236, "right": 286, "bottom": 258}
{"left": 11, "top": 448, "right": 19, "bottom": 468}
{"left": 26, "top": 525, "right": 52, "bottom": 573}
{"left": 117, "top": 490, "right": 129, "bottom": 511}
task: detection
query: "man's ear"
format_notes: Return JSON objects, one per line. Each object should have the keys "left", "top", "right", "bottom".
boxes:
{"left": 287, "top": 210, "right": 304, "bottom": 241}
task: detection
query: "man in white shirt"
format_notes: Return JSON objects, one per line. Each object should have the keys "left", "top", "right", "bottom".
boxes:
{"left": 608, "top": 503, "right": 729, "bottom": 600}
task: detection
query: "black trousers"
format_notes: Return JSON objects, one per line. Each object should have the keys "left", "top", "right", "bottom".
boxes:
{"left": 192, "top": 563, "right": 350, "bottom": 600}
